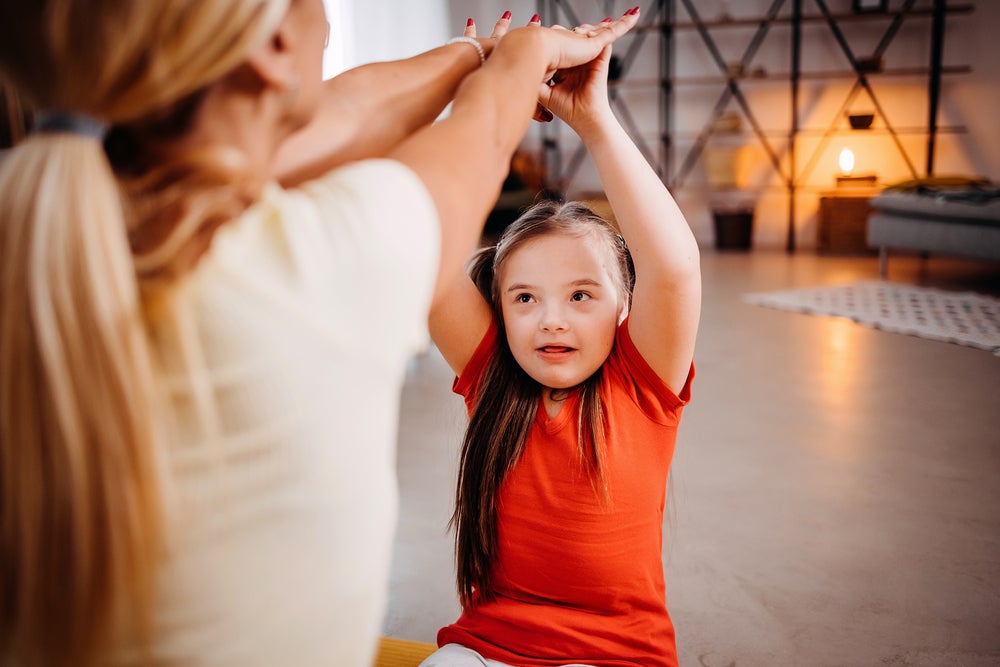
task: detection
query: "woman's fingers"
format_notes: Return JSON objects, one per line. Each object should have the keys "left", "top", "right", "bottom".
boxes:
{"left": 491, "top": 10, "right": 512, "bottom": 39}
{"left": 543, "top": 7, "right": 638, "bottom": 75}
{"left": 463, "top": 17, "right": 476, "bottom": 38}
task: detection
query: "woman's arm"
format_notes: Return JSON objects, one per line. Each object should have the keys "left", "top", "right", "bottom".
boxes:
{"left": 405, "top": 13, "right": 640, "bottom": 377}
{"left": 540, "top": 32, "right": 700, "bottom": 394}
{"left": 274, "top": 14, "right": 518, "bottom": 186}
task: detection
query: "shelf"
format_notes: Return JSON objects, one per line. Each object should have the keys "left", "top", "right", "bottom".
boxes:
{"left": 657, "top": 126, "right": 968, "bottom": 140}
{"left": 539, "top": 0, "right": 973, "bottom": 253}
{"left": 643, "top": 4, "right": 974, "bottom": 30}
{"left": 653, "top": 65, "right": 972, "bottom": 86}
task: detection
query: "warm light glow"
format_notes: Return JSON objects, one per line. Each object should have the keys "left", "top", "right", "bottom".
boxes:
{"left": 839, "top": 147, "right": 855, "bottom": 175}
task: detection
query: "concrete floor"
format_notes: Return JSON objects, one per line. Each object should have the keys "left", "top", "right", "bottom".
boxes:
{"left": 385, "top": 250, "right": 1000, "bottom": 667}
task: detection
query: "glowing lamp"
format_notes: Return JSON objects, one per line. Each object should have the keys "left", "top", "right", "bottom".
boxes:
{"left": 839, "top": 147, "right": 855, "bottom": 175}
{"left": 835, "top": 146, "right": 876, "bottom": 187}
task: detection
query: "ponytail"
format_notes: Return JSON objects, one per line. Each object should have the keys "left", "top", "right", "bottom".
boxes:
{"left": 0, "top": 134, "right": 164, "bottom": 666}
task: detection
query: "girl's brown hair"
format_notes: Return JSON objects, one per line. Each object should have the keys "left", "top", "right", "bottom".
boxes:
{"left": 0, "top": 1, "right": 288, "bottom": 664}
{"left": 452, "top": 200, "right": 634, "bottom": 608}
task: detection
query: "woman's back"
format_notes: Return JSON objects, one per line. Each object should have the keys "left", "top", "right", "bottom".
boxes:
{"left": 126, "top": 161, "right": 438, "bottom": 665}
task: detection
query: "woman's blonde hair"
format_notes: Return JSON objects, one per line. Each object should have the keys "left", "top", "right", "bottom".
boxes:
{"left": 0, "top": 1, "right": 289, "bottom": 664}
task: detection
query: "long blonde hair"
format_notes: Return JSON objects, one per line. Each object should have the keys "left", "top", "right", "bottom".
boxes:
{"left": 0, "top": 1, "right": 289, "bottom": 664}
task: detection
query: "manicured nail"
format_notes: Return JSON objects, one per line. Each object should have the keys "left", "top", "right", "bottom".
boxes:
{"left": 530, "top": 13, "right": 541, "bottom": 23}
{"left": 631, "top": 6, "right": 641, "bottom": 15}
{"left": 501, "top": 10, "right": 512, "bottom": 20}
{"left": 602, "top": 17, "right": 613, "bottom": 23}
{"left": 467, "top": 17, "right": 474, "bottom": 27}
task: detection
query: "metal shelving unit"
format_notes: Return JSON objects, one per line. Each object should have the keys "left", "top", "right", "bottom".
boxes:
{"left": 537, "top": 0, "right": 973, "bottom": 252}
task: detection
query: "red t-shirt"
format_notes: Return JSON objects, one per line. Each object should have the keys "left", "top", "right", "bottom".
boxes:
{"left": 438, "top": 318, "right": 694, "bottom": 667}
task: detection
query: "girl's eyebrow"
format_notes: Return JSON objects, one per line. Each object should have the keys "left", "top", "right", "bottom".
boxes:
{"left": 505, "top": 278, "right": 602, "bottom": 293}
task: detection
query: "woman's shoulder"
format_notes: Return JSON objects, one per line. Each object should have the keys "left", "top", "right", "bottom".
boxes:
{"left": 233, "top": 159, "right": 439, "bottom": 262}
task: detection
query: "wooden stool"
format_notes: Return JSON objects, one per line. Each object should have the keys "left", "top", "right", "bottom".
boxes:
{"left": 372, "top": 637, "right": 438, "bottom": 667}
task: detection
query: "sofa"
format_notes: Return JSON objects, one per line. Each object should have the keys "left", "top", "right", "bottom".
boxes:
{"left": 866, "top": 179, "right": 1000, "bottom": 277}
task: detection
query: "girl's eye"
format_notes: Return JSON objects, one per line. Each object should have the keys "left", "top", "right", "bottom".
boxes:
{"left": 571, "top": 292, "right": 590, "bottom": 302}
{"left": 515, "top": 293, "right": 533, "bottom": 303}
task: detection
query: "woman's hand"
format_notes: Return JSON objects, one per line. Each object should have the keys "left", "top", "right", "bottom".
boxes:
{"left": 460, "top": 11, "right": 543, "bottom": 60}
{"left": 535, "top": 8, "right": 638, "bottom": 84}
{"left": 462, "top": 12, "right": 551, "bottom": 122}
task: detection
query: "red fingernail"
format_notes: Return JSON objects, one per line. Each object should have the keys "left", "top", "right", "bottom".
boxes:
{"left": 602, "top": 17, "right": 612, "bottom": 23}
{"left": 530, "top": 13, "right": 540, "bottom": 22}
{"left": 632, "top": 6, "right": 641, "bottom": 14}
{"left": 467, "top": 17, "right": 474, "bottom": 27}
{"left": 502, "top": 10, "right": 512, "bottom": 20}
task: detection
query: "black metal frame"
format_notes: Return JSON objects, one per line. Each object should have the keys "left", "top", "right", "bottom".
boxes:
{"left": 538, "top": 0, "right": 968, "bottom": 253}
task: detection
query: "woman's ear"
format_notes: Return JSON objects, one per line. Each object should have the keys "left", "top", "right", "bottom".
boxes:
{"left": 243, "top": 11, "right": 298, "bottom": 92}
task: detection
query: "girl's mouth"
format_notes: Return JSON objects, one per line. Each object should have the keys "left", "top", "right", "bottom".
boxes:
{"left": 538, "top": 345, "right": 574, "bottom": 355}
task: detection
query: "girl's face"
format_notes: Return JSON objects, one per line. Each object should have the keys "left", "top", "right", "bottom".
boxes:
{"left": 498, "top": 232, "right": 625, "bottom": 390}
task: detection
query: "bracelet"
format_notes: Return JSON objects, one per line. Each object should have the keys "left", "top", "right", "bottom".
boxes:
{"left": 446, "top": 36, "right": 486, "bottom": 67}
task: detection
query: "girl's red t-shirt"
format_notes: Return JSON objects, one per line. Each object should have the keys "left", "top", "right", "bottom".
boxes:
{"left": 438, "top": 318, "right": 694, "bottom": 667}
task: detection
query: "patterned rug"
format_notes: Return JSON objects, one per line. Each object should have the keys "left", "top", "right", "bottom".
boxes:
{"left": 743, "top": 281, "right": 1000, "bottom": 355}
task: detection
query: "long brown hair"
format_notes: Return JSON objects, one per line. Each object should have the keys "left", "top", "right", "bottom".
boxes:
{"left": 0, "top": 1, "right": 288, "bottom": 665}
{"left": 452, "top": 200, "right": 634, "bottom": 608}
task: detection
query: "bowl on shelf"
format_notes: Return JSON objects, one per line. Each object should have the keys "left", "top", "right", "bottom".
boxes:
{"left": 848, "top": 112, "right": 875, "bottom": 130}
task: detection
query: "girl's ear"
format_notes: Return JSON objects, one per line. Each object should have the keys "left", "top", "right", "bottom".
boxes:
{"left": 617, "top": 293, "right": 630, "bottom": 325}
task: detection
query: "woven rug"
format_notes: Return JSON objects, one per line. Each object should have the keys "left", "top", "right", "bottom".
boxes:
{"left": 743, "top": 280, "right": 1000, "bottom": 355}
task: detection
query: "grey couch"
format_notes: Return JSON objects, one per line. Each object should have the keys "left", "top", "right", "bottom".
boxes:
{"left": 867, "top": 182, "right": 1000, "bottom": 277}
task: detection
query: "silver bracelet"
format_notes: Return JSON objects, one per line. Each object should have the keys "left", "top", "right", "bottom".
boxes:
{"left": 446, "top": 36, "right": 486, "bottom": 67}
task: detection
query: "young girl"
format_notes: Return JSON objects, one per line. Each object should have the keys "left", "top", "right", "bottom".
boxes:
{"left": 423, "top": 23, "right": 701, "bottom": 667}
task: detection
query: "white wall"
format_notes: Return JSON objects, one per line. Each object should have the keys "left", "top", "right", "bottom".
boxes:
{"left": 326, "top": 0, "right": 451, "bottom": 76}
{"left": 440, "top": 0, "right": 1000, "bottom": 249}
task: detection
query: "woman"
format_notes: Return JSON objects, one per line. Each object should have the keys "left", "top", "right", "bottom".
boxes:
{"left": 0, "top": 1, "right": 638, "bottom": 665}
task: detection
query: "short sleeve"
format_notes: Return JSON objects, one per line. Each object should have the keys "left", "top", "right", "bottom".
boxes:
{"left": 452, "top": 319, "right": 498, "bottom": 411}
{"left": 606, "top": 316, "right": 694, "bottom": 425}
{"left": 301, "top": 160, "right": 440, "bottom": 356}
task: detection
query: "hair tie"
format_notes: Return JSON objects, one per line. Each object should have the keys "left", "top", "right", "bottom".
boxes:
{"left": 33, "top": 110, "right": 108, "bottom": 140}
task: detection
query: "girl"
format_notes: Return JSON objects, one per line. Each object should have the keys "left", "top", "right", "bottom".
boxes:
{"left": 423, "top": 20, "right": 701, "bottom": 667}
{"left": 0, "top": 2, "right": 638, "bottom": 666}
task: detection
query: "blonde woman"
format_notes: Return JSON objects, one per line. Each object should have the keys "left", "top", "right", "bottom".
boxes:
{"left": 0, "top": 2, "right": 638, "bottom": 665}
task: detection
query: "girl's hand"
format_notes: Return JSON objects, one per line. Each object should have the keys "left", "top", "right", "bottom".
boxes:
{"left": 537, "top": 38, "right": 614, "bottom": 132}
{"left": 534, "top": 8, "right": 638, "bottom": 127}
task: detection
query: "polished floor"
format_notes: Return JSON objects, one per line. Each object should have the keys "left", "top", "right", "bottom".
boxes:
{"left": 385, "top": 250, "right": 1000, "bottom": 667}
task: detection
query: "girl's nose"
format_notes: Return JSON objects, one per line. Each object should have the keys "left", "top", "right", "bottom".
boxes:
{"left": 539, "top": 304, "right": 568, "bottom": 332}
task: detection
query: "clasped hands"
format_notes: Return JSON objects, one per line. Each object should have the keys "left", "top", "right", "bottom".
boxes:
{"left": 462, "top": 7, "right": 640, "bottom": 124}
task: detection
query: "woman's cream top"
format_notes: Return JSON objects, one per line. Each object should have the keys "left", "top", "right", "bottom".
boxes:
{"left": 120, "top": 160, "right": 439, "bottom": 666}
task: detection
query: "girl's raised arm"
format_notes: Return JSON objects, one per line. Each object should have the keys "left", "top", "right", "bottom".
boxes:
{"left": 540, "top": 34, "right": 700, "bottom": 394}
